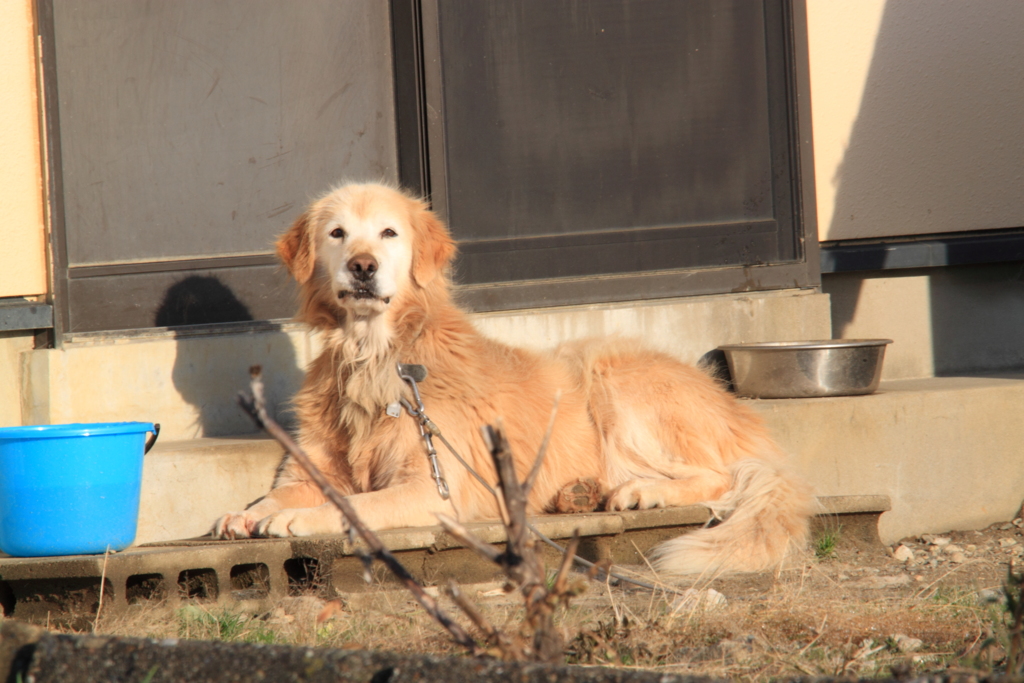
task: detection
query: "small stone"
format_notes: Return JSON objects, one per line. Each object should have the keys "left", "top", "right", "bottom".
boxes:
{"left": 671, "top": 588, "right": 727, "bottom": 613}
{"left": 949, "top": 552, "right": 966, "bottom": 564}
{"left": 931, "top": 536, "right": 951, "bottom": 547}
{"left": 920, "top": 534, "right": 935, "bottom": 544}
{"left": 966, "top": 544, "right": 977, "bottom": 553}
{"left": 978, "top": 588, "right": 1006, "bottom": 604}
{"left": 892, "top": 545, "right": 914, "bottom": 563}
{"left": 1000, "top": 538, "right": 1018, "bottom": 548}
{"left": 1000, "top": 524, "right": 1014, "bottom": 531}
{"left": 942, "top": 544, "right": 963, "bottom": 555}
{"left": 891, "top": 634, "right": 924, "bottom": 653}
{"left": 914, "top": 575, "right": 925, "bottom": 582}
{"left": 1014, "top": 518, "right": 1023, "bottom": 527}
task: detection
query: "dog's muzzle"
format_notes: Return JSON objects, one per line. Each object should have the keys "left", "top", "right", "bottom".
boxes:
{"left": 339, "top": 253, "right": 389, "bottom": 303}
{"left": 348, "top": 253, "right": 377, "bottom": 282}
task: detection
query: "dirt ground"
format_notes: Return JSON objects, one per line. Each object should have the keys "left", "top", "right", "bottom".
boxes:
{"left": 87, "top": 516, "right": 1024, "bottom": 682}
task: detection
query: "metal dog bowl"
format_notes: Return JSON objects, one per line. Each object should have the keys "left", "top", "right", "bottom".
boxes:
{"left": 718, "top": 339, "right": 893, "bottom": 399}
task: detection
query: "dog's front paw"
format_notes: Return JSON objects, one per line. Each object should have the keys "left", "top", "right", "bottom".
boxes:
{"left": 254, "top": 505, "right": 346, "bottom": 538}
{"left": 212, "top": 511, "right": 260, "bottom": 539}
{"left": 605, "top": 481, "right": 665, "bottom": 511}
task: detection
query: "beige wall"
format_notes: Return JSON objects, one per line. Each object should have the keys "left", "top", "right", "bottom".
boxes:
{"left": 807, "top": 0, "right": 1024, "bottom": 242}
{"left": 0, "top": 333, "right": 35, "bottom": 427}
{"left": 0, "top": 0, "right": 47, "bottom": 297}
{"left": 23, "top": 290, "right": 830, "bottom": 440}
{"left": 825, "top": 263, "right": 1024, "bottom": 381}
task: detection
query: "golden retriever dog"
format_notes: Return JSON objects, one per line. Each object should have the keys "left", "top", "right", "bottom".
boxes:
{"left": 213, "top": 182, "right": 814, "bottom": 576}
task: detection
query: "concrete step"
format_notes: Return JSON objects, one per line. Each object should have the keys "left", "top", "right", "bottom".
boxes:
{"left": 134, "top": 373, "right": 1024, "bottom": 547}
{"left": 753, "top": 372, "right": 1024, "bottom": 544}
{"left": 137, "top": 434, "right": 282, "bottom": 545}
{"left": 0, "top": 495, "right": 887, "bottom": 625}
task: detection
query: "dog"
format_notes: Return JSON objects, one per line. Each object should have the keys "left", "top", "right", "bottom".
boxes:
{"left": 213, "top": 182, "right": 814, "bottom": 576}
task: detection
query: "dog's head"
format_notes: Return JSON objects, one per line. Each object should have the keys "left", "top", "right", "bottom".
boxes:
{"left": 277, "top": 183, "right": 455, "bottom": 320}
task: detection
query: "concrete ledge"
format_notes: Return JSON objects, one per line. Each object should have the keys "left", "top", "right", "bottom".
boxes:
{"left": 754, "top": 373, "right": 1024, "bottom": 544}
{"left": 137, "top": 434, "right": 283, "bottom": 545}
{"left": 0, "top": 495, "right": 885, "bottom": 624}
{"left": 133, "top": 374, "right": 1024, "bottom": 549}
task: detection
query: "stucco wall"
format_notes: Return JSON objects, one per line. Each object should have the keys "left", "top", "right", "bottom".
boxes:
{"left": 0, "top": 333, "right": 35, "bottom": 426}
{"left": 0, "top": 0, "right": 47, "bottom": 297}
{"left": 807, "top": 0, "right": 1024, "bottom": 242}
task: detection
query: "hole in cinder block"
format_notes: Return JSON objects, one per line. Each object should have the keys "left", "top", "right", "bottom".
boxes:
{"left": 371, "top": 667, "right": 397, "bottom": 683}
{"left": 0, "top": 581, "right": 14, "bottom": 617}
{"left": 230, "top": 563, "right": 270, "bottom": 599}
{"left": 126, "top": 574, "right": 166, "bottom": 605}
{"left": 178, "top": 568, "right": 219, "bottom": 602}
{"left": 283, "top": 557, "right": 320, "bottom": 595}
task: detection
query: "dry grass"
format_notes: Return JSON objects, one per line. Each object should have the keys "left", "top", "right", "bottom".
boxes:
{"left": 75, "top": 552, "right": 1012, "bottom": 682}
{"left": 30, "top": 521, "right": 1020, "bottom": 681}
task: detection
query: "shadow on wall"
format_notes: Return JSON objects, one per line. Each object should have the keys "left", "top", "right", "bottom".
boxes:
{"left": 828, "top": 0, "right": 1024, "bottom": 375}
{"left": 155, "top": 275, "right": 303, "bottom": 437}
{"left": 926, "top": 263, "right": 1024, "bottom": 376}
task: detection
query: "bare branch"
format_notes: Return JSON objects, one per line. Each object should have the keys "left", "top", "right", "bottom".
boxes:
{"left": 523, "top": 393, "right": 560, "bottom": 498}
{"left": 238, "top": 367, "right": 477, "bottom": 655}
{"left": 447, "top": 581, "right": 517, "bottom": 658}
{"left": 435, "top": 513, "right": 502, "bottom": 565}
{"left": 484, "top": 422, "right": 538, "bottom": 583}
{"left": 481, "top": 421, "right": 565, "bottom": 663}
{"left": 551, "top": 529, "right": 580, "bottom": 597}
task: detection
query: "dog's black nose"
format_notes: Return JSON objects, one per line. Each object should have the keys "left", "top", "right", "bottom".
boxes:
{"left": 348, "top": 254, "right": 378, "bottom": 281}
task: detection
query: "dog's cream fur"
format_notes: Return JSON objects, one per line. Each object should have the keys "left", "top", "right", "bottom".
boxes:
{"left": 213, "top": 182, "right": 814, "bottom": 576}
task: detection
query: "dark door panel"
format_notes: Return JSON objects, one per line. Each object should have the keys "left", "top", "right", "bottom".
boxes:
{"left": 421, "top": 0, "right": 814, "bottom": 301}
{"left": 41, "top": 0, "right": 818, "bottom": 336}
{"left": 44, "top": 0, "right": 397, "bottom": 333}
{"left": 455, "top": 220, "right": 780, "bottom": 284}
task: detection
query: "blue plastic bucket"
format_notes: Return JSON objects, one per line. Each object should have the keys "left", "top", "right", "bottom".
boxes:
{"left": 0, "top": 421, "right": 159, "bottom": 557}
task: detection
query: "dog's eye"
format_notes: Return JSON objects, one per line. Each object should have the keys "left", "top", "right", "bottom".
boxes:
{"left": 381, "top": 228, "right": 397, "bottom": 239}
{"left": 329, "top": 227, "right": 345, "bottom": 239}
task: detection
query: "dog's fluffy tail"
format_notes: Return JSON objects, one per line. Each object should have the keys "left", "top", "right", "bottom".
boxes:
{"left": 651, "top": 458, "right": 817, "bottom": 577}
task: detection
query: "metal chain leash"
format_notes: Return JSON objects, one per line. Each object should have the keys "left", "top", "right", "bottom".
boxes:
{"left": 391, "top": 362, "right": 687, "bottom": 595}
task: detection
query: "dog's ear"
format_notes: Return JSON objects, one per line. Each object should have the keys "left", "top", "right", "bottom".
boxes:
{"left": 276, "top": 211, "right": 316, "bottom": 283}
{"left": 411, "top": 205, "right": 456, "bottom": 288}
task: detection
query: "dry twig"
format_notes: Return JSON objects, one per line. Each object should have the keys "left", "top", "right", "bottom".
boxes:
{"left": 438, "top": 420, "right": 587, "bottom": 662}
{"left": 522, "top": 393, "right": 560, "bottom": 497}
{"left": 93, "top": 546, "right": 111, "bottom": 633}
{"left": 237, "top": 365, "right": 478, "bottom": 654}
{"left": 239, "top": 366, "right": 586, "bottom": 663}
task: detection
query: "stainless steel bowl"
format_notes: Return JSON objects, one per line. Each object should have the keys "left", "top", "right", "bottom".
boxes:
{"left": 718, "top": 339, "right": 893, "bottom": 399}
